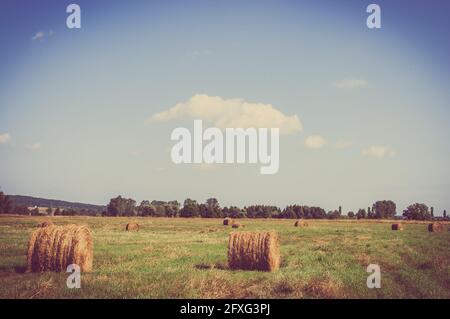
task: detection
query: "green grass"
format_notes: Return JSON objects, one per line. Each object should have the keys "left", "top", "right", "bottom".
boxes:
{"left": 0, "top": 216, "right": 449, "bottom": 298}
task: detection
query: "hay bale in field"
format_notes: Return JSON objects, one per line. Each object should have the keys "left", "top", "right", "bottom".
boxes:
{"left": 231, "top": 223, "right": 242, "bottom": 229}
{"left": 27, "top": 224, "right": 93, "bottom": 272}
{"left": 228, "top": 231, "right": 280, "bottom": 272}
{"left": 37, "top": 220, "right": 54, "bottom": 228}
{"left": 391, "top": 223, "right": 403, "bottom": 231}
{"left": 294, "top": 219, "right": 309, "bottom": 227}
{"left": 428, "top": 222, "right": 444, "bottom": 232}
{"left": 223, "top": 217, "right": 233, "bottom": 226}
{"left": 126, "top": 223, "right": 140, "bottom": 231}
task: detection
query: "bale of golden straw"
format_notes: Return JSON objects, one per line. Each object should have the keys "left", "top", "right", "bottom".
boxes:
{"left": 223, "top": 217, "right": 233, "bottom": 226}
{"left": 126, "top": 223, "right": 140, "bottom": 231}
{"left": 228, "top": 231, "right": 280, "bottom": 272}
{"left": 37, "top": 220, "right": 54, "bottom": 228}
{"left": 294, "top": 219, "right": 309, "bottom": 227}
{"left": 428, "top": 223, "right": 444, "bottom": 232}
{"left": 391, "top": 223, "right": 403, "bottom": 231}
{"left": 27, "top": 225, "right": 93, "bottom": 272}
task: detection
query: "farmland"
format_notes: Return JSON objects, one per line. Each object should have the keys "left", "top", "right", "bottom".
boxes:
{"left": 0, "top": 215, "right": 449, "bottom": 298}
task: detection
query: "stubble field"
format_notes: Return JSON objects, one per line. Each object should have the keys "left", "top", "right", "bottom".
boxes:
{"left": 0, "top": 216, "right": 449, "bottom": 298}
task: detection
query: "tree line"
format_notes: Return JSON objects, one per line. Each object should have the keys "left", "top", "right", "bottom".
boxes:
{"left": 0, "top": 191, "right": 448, "bottom": 221}
{"left": 103, "top": 196, "right": 447, "bottom": 221}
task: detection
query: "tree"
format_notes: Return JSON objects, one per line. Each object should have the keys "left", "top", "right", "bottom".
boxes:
{"left": 180, "top": 198, "right": 200, "bottom": 217}
{"left": 151, "top": 200, "right": 167, "bottom": 206}
{"left": 165, "top": 205, "right": 176, "bottom": 217}
{"left": 63, "top": 208, "right": 77, "bottom": 216}
{"left": 14, "top": 204, "right": 30, "bottom": 215}
{"left": 356, "top": 209, "right": 367, "bottom": 219}
{"left": 347, "top": 211, "right": 355, "bottom": 218}
{"left": 168, "top": 200, "right": 180, "bottom": 209}
{"left": 31, "top": 207, "right": 40, "bottom": 216}
{"left": 145, "top": 205, "right": 156, "bottom": 216}
{"left": 200, "top": 203, "right": 221, "bottom": 218}
{"left": 372, "top": 200, "right": 396, "bottom": 219}
{"left": 227, "top": 206, "right": 245, "bottom": 218}
{"left": 277, "top": 205, "right": 325, "bottom": 219}
{"left": 154, "top": 205, "right": 166, "bottom": 217}
{"left": 403, "top": 203, "right": 431, "bottom": 220}
{"left": 327, "top": 210, "right": 341, "bottom": 220}
{"left": 168, "top": 202, "right": 180, "bottom": 217}
{"left": 206, "top": 198, "right": 219, "bottom": 208}
{"left": 246, "top": 205, "right": 279, "bottom": 218}
{"left": 183, "top": 198, "right": 197, "bottom": 207}
{"left": 180, "top": 204, "right": 200, "bottom": 217}
{"left": 106, "top": 196, "right": 136, "bottom": 216}
{"left": 310, "top": 207, "right": 326, "bottom": 219}
{"left": 138, "top": 201, "right": 156, "bottom": 217}
{"left": 0, "top": 192, "right": 13, "bottom": 214}
{"left": 281, "top": 207, "right": 297, "bottom": 219}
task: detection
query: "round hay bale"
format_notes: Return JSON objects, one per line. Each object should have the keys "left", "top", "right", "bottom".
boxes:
{"left": 228, "top": 231, "right": 280, "bottom": 272}
{"left": 37, "top": 220, "right": 54, "bottom": 228}
{"left": 428, "top": 223, "right": 444, "bottom": 232}
{"left": 27, "top": 225, "right": 93, "bottom": 272}
{"left": 391, "top": 223, "right": 403, "bottom": 231}
{"left": 223, "top": 217, "right": 233, "bottom": 226}
{"left": 231, "top": 223, "right": 242, "bottom": 229}
{"left": 294, "top": 219, "right": 309, "bottom": 227}
{"left": 126, "top": 223, "right": 140, "bottom": 231}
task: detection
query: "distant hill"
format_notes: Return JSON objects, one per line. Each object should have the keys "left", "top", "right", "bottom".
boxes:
{"left": 10, "top": 195, "right": 106, "bottom": 212}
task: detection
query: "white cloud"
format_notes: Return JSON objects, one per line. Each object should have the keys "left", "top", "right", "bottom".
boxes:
{"left": 26, "top": 142, "right": 41, "bottom": 151}
{"left": 149, "top": 94, "right": 302, "bottom": 135}
{"left": 187, "top": 49, "right": 212, "bottom": 58}
{"left": 0, "top": 133, "right": 11, "bottom": 144}
{"left": 305, "top": 135, "right": 326, "bottom": 149}
{"left": 333, "top": 79, "right": 368, "bottom": 89}
{"left": 362, "top": 145, "right": 395, "bottom": 158}
{"left": 32, "top": 31, "right": 45, "bottom": 41}
{"left": 31, "top": 30, "right": 54, "bottom": 42}
{"left": 335, "top": 140, "right": 353, "bottom": 149}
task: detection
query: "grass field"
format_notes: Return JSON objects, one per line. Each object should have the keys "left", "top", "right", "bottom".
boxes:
{"left": 0, "top": 215, "right": 449, "bottom": 299}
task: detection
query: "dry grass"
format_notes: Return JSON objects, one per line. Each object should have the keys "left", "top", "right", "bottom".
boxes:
{"left": 1, "top": 216, "right": 450, "bottom": 298}
{"left": 303, "top": 275, "right": 344, "bottom": 299}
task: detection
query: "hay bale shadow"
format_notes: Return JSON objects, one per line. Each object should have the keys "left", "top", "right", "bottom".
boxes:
{"left": 14, "top": 265, "right": 27, "bottom": 273}
{"left": 214, "top": 261, "right": 228, "bottom": 270}
{"left": 194, "top": 261, "right": 228, "bottom": 271}
{"left": 279, "top": 258, "right": 288, "bottom": 269}
{"left": 195, "top": 263, "right": 212, "bottom": 270}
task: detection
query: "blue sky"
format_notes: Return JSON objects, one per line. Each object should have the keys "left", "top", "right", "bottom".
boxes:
{"left": 0, "top": 0, "right": 449, "bottom": 214}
